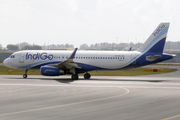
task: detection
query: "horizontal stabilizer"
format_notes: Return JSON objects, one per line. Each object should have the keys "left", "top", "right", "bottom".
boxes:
{"left": 146, "top": 55, "right": 162, "bottom": 61}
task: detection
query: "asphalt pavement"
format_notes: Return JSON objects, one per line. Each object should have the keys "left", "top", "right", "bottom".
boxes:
{"left": 0, "top": 65, "right": 180, "bottom": 120}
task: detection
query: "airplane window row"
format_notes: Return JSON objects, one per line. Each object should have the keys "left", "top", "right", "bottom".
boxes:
{"left": 53, "top": 56, "right": 124, "bottom": 59}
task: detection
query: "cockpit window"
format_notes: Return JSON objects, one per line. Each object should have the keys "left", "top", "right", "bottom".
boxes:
{"left": 10, "top": 55, "right": 15, "bottom": 58}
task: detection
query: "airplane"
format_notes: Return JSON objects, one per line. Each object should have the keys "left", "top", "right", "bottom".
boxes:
{"left": 3, "top": 23, "right": 174, "bottom": 80}
{"left": 128, "top": 47, "right": 132, "bottom": 51}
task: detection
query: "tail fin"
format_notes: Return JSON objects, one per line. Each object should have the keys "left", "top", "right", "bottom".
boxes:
{"left": 128, "top": 47, "right": 132, "bottom": 51}
{"left": 137, "top": 23, "right": 170, "bottom": 53}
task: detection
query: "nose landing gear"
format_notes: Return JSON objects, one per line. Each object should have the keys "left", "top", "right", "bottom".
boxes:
{"left": 23, "top": 69, "right": 28, "bottom": 78}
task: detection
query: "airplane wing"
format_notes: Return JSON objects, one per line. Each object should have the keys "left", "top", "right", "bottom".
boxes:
{"left": 49, "top": 48, "right": 81, "bottom": 74}
{"left": 57, "top": 48, "right": 81, "bottom": 69}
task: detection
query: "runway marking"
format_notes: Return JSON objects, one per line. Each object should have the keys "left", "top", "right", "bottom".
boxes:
{"left": 162, "top": 114, "right": 180, "bottom": 120}
{"left": 0, "top": 84, "right": 180, "bottom": 89}
{"left": 74, "top": 81, "right": 180, "bottom": 85}
{"left": 0, "top": 87, "right": 129, "bottom": 117}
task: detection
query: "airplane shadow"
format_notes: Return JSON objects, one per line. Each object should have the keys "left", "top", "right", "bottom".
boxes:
{"left": 40, "top": 78, "right": 76, "bottom": 83}
{"left": 39, "top": 78, "right": 165, "bottom": 83}
{"left": 83, "top": 78, "right": 165, "bottom": 83}
{"left": 3, "top": 76, "right": 166, "bottom": 83}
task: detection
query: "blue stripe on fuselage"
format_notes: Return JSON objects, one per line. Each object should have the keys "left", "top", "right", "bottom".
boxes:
{"left": 18, "top": 61, "right": 61, "bottom": 69}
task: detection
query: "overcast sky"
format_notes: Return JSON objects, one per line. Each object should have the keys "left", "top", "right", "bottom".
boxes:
{"left": 0, "top": 0, "right": 179, "bottom": 48}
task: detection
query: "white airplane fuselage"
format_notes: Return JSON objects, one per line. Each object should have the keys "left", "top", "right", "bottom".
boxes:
{"left": 4, "top": 50, "right": 139, "bottom": 70}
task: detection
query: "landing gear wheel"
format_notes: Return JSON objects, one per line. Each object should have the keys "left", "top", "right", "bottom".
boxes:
{"left": 23, "top": 69, "right": 28, "bottom": 78}
{"left": 84, "top": 73, "right": 91, "bottom": 79}
{"left": 23, "top": 74, "right": 27, "bottom": 78}
{"left": 71, "top": 74, "right": 79, "bottom": 80}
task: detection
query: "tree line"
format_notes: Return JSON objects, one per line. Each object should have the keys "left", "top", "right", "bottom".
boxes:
{"left": 79, "top": 41, "right": 180, "bottom": 51}
{"left": 2, "top": 42, "right": 74, "bottom": 51}
{"left": 6, "top": 44, "right": 42, "bottom": 51}
{"left": 1, "top": 41, "right": 180, "bottom": 51}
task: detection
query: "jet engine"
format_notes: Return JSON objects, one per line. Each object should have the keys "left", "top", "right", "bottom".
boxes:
{"left": 40, "top": 66, "right": 65, "bottom": 76}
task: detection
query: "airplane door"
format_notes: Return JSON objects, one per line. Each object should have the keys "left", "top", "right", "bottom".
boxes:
{"left": 19, "top": 53, "right": 25, "bottom": 63}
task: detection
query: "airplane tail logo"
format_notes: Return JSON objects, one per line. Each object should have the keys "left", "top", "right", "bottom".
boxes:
{"left": 137, "top": 23, "right": 170, "bottom": 54}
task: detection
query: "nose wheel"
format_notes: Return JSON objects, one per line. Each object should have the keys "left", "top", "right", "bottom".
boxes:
{"left": 23, "top": 74, "right": 27, "bottom": 78}
{"left": 23, "top": 69, "right": 28, "bottom": 78}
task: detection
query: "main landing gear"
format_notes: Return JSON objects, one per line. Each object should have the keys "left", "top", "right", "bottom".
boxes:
{"left": 23, "top": 69, "right": 28, "bottom": 78}
{"left": 71, "top": 73, "right": 91, "bottom": 80}
{"left": 71, "top": 74, "right": 79, "bottom": 80}
{"left": 84, "top": 73, "right": 91, "bottom": 79}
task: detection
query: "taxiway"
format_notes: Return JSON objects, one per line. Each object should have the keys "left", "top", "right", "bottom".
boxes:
{"left": 0, "top": 65, "right": 180, "bottom": 120}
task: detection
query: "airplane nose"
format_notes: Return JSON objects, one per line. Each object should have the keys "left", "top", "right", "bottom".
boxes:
{"left": 3, "top": 59, "right": 8, "bottom": 66}
{"left": 3, "top": 59, "right": 10, "bottom": 67}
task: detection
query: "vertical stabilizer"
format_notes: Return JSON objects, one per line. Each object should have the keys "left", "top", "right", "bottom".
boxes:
{"left": 137, "top": 23, "right": 170, "bottom": 53}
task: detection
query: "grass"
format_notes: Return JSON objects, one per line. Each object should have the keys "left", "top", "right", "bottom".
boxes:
{"left": 0, "top": 65, "right": 177, "bottom": 76}
{"left": 86, "top": 68, "right": 176, "bottom": 76}
{"left": 0, "top": 65, "right": 41, "bottom": 75}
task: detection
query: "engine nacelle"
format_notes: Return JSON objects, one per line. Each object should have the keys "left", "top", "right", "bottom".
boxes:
{"left": 40, "top": 66, "right": 65, "bottom": 76}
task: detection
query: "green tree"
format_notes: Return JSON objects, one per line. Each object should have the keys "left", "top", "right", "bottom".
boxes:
{"left": 23, "top": 45, "right": 42, "bottom": 50}
{"left": 7, "top": 44, "right": 19, "bottom": 51}
{"left": 23, "top": 45, "right": 32, "bottom": 50}
{"left": 32, "top": 45, "right": 42, "bottom": 50}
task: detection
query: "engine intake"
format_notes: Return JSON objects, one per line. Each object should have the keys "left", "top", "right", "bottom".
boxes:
{"left": 41, "top": 66, "right": 65, "bottom": 76}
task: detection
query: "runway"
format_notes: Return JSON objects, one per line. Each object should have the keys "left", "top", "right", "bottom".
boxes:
{"left": 0, "top": 65, "right": 180, "bottom": 120}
